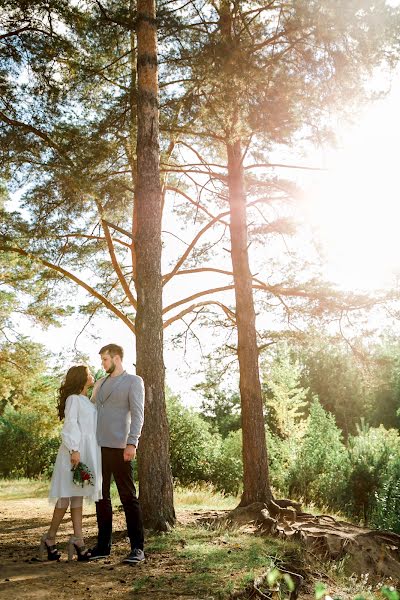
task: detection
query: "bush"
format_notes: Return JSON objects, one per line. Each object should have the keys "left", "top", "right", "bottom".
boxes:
{"left": 372, "top": 454, "right": 400, "bottom": 533}
{"left": 287, "top": 400, "right": 349, "bottom": 508}
{"left": 167, "top": 394, "right": 220, "bottom": 486}
{"left": 344, "top": 424, "right": 400, "bottom": 523}
{"left": 267, "top": 430, "right": 295, "bottom": 497}
{"left": 210, "top": 430, "right": 243, "bottom": 496}
{"left": 0, "top": 405, "right": 59, "bottom": 478}
{"left": 167, "top": 393, "right": 243, "bottom": 495}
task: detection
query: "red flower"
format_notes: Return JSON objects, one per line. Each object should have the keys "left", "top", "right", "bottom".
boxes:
{"left": 72, "top": 462, "right": 93, "bottom": 486}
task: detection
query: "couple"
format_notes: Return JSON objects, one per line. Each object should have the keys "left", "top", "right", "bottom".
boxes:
{"left": 40, "top": 343, "right": 145, "bottom": 564}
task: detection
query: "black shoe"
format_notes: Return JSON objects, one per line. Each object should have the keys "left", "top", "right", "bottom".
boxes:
{"left": 87, "top": 545, "right": 111, "bottom": 561}
{"left": 123, "top": 548, "right": 145, "bottom": 564}
{"left": 39, "top": 534, "right": 61, "bottom": 561}
{"left": 68, "top": 536, "right": 91, "bottom": 562}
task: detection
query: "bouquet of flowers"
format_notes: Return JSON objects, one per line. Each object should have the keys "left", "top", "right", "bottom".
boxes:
{"left": 71, "top": 462, "right": 94, "bottom": 487}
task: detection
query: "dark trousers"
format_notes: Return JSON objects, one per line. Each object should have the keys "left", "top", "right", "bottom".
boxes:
{"left": 96, "top": 447, "right": 144, "bottom": 551}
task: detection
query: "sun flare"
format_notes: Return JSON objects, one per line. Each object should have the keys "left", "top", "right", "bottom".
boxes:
{"left": 304, "top": 75, "right": 400, "bottom": 291}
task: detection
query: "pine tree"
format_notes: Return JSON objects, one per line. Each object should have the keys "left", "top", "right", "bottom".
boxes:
{"left": 157, "top": 0, "right": 400, "bottom": 508}
{"left": 134, "top": 0, "right": 175, "bottom": 530}
{"left": 0, "top": 0, "right": 176, "bottom": 528}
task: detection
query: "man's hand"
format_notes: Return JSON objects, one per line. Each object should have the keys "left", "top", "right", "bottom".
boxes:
{"left": 70, "top": 451, "right": 80, "bottom": 467}
{"left": 123, "top": 444, "right": 136, "bottom": 462}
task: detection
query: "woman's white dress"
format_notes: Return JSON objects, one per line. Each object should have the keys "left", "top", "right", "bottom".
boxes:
{"left": 49, "top": 394, "right": 102, "bottom": 503}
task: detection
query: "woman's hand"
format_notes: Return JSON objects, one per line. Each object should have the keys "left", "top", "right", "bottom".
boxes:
{"left": 70, "top": 450, "right": 80, "bottom": 467}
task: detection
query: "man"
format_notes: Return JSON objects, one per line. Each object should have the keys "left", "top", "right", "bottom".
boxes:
{"left": 89, "top": 343, "right": 145, "bottom": 564}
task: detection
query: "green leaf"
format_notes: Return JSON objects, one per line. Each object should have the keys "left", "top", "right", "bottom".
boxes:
{"left": 267, "top": 568, "right": 281, "bottom": 587}
{"left": 283, "top": 573, "right": 295, "bottom": 592}
{"left": 315, "top": 582, "right": 327, "bottom": 600}
{"left": 381, "top": 586, "right": 400, "bottom": 600}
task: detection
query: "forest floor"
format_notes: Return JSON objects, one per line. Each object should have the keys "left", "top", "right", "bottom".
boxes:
{"left": 0, "top": 481, "right": 388, "bottom": 600}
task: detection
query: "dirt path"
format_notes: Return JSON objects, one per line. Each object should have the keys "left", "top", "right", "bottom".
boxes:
{"left": 0, "top": 498, "right": 208, "bottom": 600}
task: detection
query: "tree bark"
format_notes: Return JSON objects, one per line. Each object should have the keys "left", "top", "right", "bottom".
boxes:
{"left": 134, "top": 0, "right": 175, "bottom": 530}
{"left": 227, "top": 139, "right": 273, "bottom": 506}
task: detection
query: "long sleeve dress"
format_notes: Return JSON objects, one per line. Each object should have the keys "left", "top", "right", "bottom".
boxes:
{"left": 49, "top": 394, "right": 102, "bottom": 503}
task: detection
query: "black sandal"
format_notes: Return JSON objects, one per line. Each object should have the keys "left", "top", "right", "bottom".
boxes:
{"left": 68, "top": 536, "right": 90, "bottom": 562}
{"left": 39, "top": 534, "right": 61, "bottom": 561}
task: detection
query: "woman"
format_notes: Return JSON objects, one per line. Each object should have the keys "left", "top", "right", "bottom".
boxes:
{"left": 40, "top": 365, "right": 102, "bottom": 562}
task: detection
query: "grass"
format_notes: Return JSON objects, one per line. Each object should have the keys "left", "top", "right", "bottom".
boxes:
{"left": 0, "top": 476, "right": 124, "bottom": 503}
{"left": 0, "top": 477, "right": 238, "bottom": 510}
{"left": 1, "top": 478, "right": 398, "bottom": 599}
{"left": 174, "top": 484, "right": 238, "bottom": 510}
{"left": 136, "top": 523, "right": 302, "bottom": 599}
{"left": 0, "top": 477, "right": 49, "bottom": 500}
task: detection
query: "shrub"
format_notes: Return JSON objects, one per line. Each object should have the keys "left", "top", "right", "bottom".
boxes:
{"left": 167, "top": 394, "right": 220, "bottom": 486}
{"left": 267, "top": 430, "right": 295, "bottom": 497}
{"left": 371, "top": 454, "right": 400, "bottom": 533}
{"left": 287, "top": 400, "right": 349, "bottom": 508}
{"left": 167, "top": 393, "right": 243, "bottom": 496}
{"left": 210, "top": 430, "right": 243, "bottom": 496}
{"left": 344, "top": 424, "right": 400, "bottom": 523}
{"left": 0, "top": 405, "right": 59, "bottom": 478}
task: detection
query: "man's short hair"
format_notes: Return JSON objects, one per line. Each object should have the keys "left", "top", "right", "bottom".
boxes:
{"left": 99, "top": 343, "right": 124, "bottom": 360}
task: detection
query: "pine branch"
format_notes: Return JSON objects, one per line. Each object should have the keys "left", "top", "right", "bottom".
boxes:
{"left": 101, "top": 220, "right": 137, "bottom": 309}
{"left": 54, "top": 233, "right": 131, "bottom": 249}
{"left": 0, "top": 25, "right": 60, "bottom": 40}
{"left": 244, "top": 162, "right": 327, "bottom": 172}
{"left": 0, "top": 25, "right": 31, "bottom": 39}
{"left": 160, "top": 166, "right": 227, "bottom": 180}
{"left": 175, "top": 139, "right": 226, "bottom": 169}
{"left": 163, "top": 300, "right": 236, "bottom": 329}
{"left": 165, "top": 267, "right": 234, "bottom": 279}
{"left": 0, "top": 111, "right": 75, "bottom": 168}
{"left": 102, "top": 220, "right": 133, "bottom": 239}
{"left": 0, "top": 244, "right": 136, "bottom": 333}
{"left": 165, "top": 185, "right": 229, "bottom": 225}
{"left": 94, "top": 0, "right": 133, "bottom": 29}
{"left": 163, "top": 285, "right": 235, "bottom": 315}
{"left": 162, "top": 209, "right": 230, "bottom": 285}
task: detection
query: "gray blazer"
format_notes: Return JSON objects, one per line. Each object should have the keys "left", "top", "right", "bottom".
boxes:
{"left": 92, "top": 373, "right": 144, "bottom": 449}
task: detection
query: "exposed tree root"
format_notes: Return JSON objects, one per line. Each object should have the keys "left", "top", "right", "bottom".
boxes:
{"left": 209, "top": 501, "right": 400, "bottom": 580}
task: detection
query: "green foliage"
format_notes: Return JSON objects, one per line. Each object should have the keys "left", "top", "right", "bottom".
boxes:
{"left": 0, "top": 249, "right": 72, "bottom": 332}
{"left": 195, "top": 369, "right": 241, "bottom": 438}
{"left": 262, "top": 343, "right": 309, "bottom": 440}
{"left": 287, "top": 400, "right": 349, "bottom": 508}
{"left": 167, "top": 392, "right": 219, "bottom": 487}
{"left": 0, "top": 0, "right": 140, "bottom": 333}
{"left": 381, "top": 586, "right": 400, "bottom": 600}
{"left": 368, "top": 337, "right": 400, "bottom": 430}
{"left": 0, "top": 404, "right": 59, "bottom": 478}
{"left": 167, "top": 392, "right": 243, "bottom": 495}
{"left": 298, "top": 338, "right": 368, "bottom": 438}
{"left": 370, "top": 453, "right": 400, "bottom": 533}
{"left": 267, "top": 430, "right": 293, "bottom": 497}
{"left": 315, "top": 582, "right": 327, "bottom": 600}
{"left": 210, "top": 430, "right": 243, "bottom": 497}
{"left": 0, "top": 338, "right": 58, "bottom": 414}
{"left": 345, "top": 423, "right": 400, "bottom": 523}
{"left": 174, "top": 1, "right": 399, "bottom": 147}
{"left": 0, "top": 336, "right": 63, "bottom": 479}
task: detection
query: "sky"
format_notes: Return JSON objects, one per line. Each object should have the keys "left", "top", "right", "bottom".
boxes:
{"left": 303, "top": 70, "right": 400, "bottom": 291}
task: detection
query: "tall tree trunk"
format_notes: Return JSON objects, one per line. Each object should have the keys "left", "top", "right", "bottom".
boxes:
{"left": 227, "top": 139, "right": 273, "bottom": 507}
{"left": 129, "top": 0, "right": 138, "bottom": 277}
{"left": 135, "top": 0, "right": 175, "bottom": 530}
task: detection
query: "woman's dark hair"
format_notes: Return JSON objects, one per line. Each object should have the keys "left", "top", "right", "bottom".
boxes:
{"left": 57, "top": 365, "right": 88, "bottom": 420}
